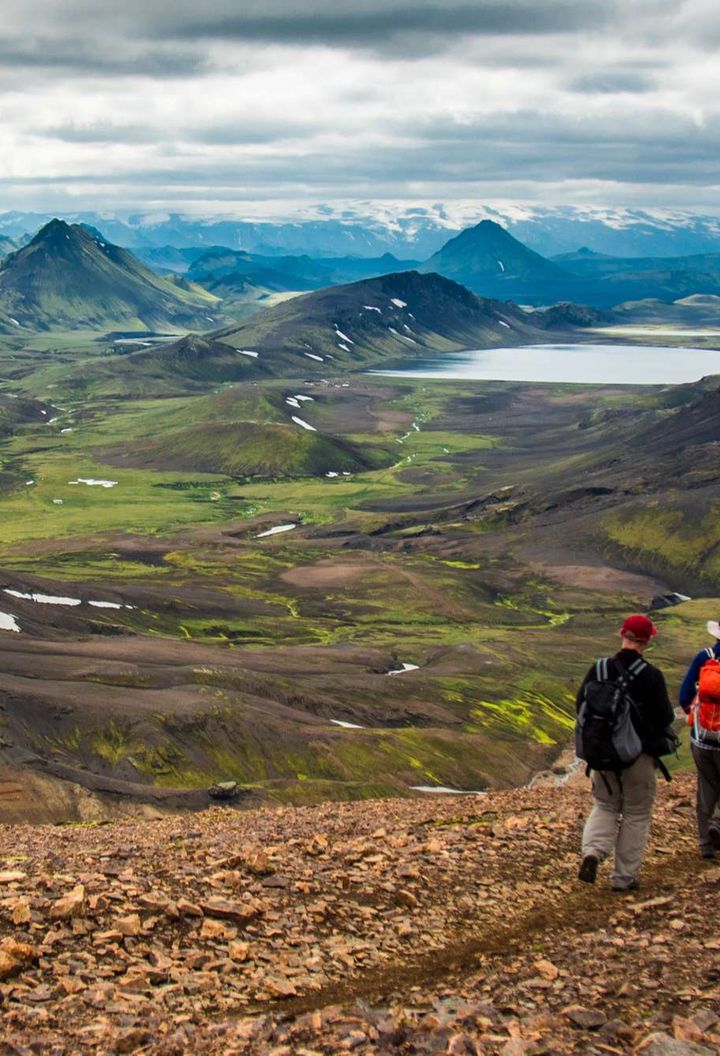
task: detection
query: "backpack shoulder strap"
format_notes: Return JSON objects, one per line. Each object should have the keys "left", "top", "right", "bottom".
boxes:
{"left": 706, "top": 647, "right": 715, "bottom": 660}
{"left": 626, "top": 657, "right": 648, "bottom": 682}
{"left": 595, "top": 657, "right": 610, "bottom": 681}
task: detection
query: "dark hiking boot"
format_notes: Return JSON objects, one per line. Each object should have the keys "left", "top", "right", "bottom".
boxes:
{"left": 611, "top": 879, "right": 639, "bottom": 892}
{"left": 708, "top": 826, "right": 720, "bottom": 853}
{"left": 578, "top": 854, "right": 598, "bottom": 884}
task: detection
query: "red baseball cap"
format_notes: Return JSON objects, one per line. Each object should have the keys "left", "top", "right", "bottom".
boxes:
{"left": 621, "top": 613, "right": 658, "bottom": 641}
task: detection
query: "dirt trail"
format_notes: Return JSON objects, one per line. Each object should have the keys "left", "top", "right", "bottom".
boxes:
{"left": 273, "top": 844, "right": 706, "bottom": 1019}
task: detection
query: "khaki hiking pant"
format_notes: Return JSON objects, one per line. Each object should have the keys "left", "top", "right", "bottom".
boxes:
{"left": 691, "top": 742, "right": 720, "bottom": 854}
{"left": 581, "top": 753, "right": 657, "bottom": 889}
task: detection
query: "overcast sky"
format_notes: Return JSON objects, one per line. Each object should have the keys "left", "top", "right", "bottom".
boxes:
{"left": 1, "top": 0, "right": 719, "bottom": 216}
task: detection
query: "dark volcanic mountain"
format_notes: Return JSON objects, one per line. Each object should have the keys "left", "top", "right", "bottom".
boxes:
{"left": 420, "top": 220, "right": 576, "bottom": 305}
{"left": 55, "top": 270, "right": 560, "bottom": 396}
{"left": 209, "top": 269, "right": 548, "bottom": 369}
{"left": 0, "top": 219, "right": 222, "bottom": 332}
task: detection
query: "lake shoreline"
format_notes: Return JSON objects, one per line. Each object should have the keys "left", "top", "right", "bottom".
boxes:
{"left": 370, "top": 341, "right": 720, "bottom": 386}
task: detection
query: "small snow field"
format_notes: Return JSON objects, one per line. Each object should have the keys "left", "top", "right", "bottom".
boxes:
{"left": 387, "top": 662, "right": 419, "bottom": 675}
{"left": 410, "top": 785, "right": 484, "bottom": 795}
{"left": 0, "top": 612, "right": 21, "bottom": 632}
{"left": 363, "top": 305, "right": 382, "bottom": 313}
{"left": 294, "top": 394, "right": 314, "bottom": 402}
{"left": 334, "top": 328, "right": 354, "bottom": 344}
{"left": 391, "top": 298, "right": 408, "bottom": 308}
{"left": 388, "top": 327, "right": 416, "bottom": 344}
{"left": 291, "top": 416, "right": 317, "bottom": 432}
{"left": 236, "top": 349, "right": 259, "bottom": 358}
{"left": 499, "top": 320, "right": 511, "bottom": 328}
{"left": 304, "top": 352, "right": 324, "bottom": 362}
{"left": 68, "top": 478, "right": 118, "bottom": 488}
{"left": 256, "top": 523, "right": 297, "bottom": 538}
{"left": 330, "top": 719, "right": 365, "bottom": 730}
{"left": 4, "top": 589, "right": 81, "bottom": 606}
{"left": 285, "top": 398, "right": 300, "bottom": 409}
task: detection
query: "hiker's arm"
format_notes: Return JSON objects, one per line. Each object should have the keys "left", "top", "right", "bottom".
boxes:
{"left": 678, "top": 653, "right": 703, "bottom": 711}
{"left": 654, "top": 670, "right": 675, "bottom": 727}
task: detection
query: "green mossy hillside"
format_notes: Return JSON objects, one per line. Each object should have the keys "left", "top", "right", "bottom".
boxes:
{"left": 107, "top": 420, "right": 396, "bottom": 478}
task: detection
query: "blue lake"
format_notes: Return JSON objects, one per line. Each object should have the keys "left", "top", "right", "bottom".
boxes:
{"left": 371, "top": 343, "right": 720, "bottom": 386}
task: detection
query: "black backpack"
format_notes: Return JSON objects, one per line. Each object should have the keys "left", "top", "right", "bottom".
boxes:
{"left": 575, "top": 656, "right": 646, "bottom": 773}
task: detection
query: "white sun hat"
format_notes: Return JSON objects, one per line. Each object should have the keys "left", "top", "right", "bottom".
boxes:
{"left": 707, "top": 619, "right": 720, "bottom": 639}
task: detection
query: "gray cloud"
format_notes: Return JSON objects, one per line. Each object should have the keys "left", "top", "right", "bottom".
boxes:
{"left": 0, "top": 0, "right": 717, "bottom": 214}
{"left": 162, "top": 0, "right": 618, "bottom": 50}
{"left": 0, "top": 35, "right": 205, "bottom": 77}
{"left": 568, "top": 70, "right": 656, "bottom": 94}
{"left": 9, "top": 107, "right": 720, "bottom": 194}
{"left": 0, "top": 0, "right": 621, "bottom": 77}
{"left": 39, "top": 123, "right": 159, "bottom": 145}
{"left": 40, "top": 119, "right": 315, "bottom": 147}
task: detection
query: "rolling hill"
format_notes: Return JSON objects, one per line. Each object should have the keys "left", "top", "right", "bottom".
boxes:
{"left": 554, "top": 247, "right": 720, "bottom": 305}
{"left": 0, "top": 219, "right": 223, "bottom": 332}
{"left": 104, "top": 416, "right": 395, "bottom": 479}
{"left": 188, "top": 248, "right": 421, "bottom": 292}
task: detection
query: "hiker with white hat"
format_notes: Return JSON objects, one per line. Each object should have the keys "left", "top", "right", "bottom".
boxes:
{"left": 679, "top": 619, "right": 720, "bottom": 858}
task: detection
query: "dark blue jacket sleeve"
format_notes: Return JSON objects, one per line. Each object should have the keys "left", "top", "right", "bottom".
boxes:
{"left": 679, "top": 651, "right": 707, "bottom": 710}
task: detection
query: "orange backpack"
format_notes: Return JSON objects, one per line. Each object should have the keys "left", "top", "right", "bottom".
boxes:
{"left": 693, "top": 651, "right": 720, "bottom": 738}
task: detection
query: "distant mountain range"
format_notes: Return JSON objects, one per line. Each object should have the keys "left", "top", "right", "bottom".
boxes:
{"left": 117, "top": 219, "right": 720, "bottom": 311}
{"left": 4, "top": 215, "right": 720, "bottom": 332}
{"left": 421, "top": 222, "right": 720, "bottom": 307}
{"left": 0, "top": 220, "right": 223, "bottom": 332}
{"left": 2, "top": 203, "right": 720, "bottom": 260}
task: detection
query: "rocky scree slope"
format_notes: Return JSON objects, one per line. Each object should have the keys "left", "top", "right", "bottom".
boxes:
{"left": 1, "top": 775, "right": 719, "bottom": 1055}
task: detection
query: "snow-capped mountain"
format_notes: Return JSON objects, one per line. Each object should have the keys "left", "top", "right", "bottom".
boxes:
{"left": 1, "top": 203, "right": 720, "bottom": 260}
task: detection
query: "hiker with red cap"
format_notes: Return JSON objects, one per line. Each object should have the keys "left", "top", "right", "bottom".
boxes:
{"left": 679, "top": 618, "right": 720, "bottom": 859}
{"left": 575, "top": 614, "right": 676, "bottom": 891}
